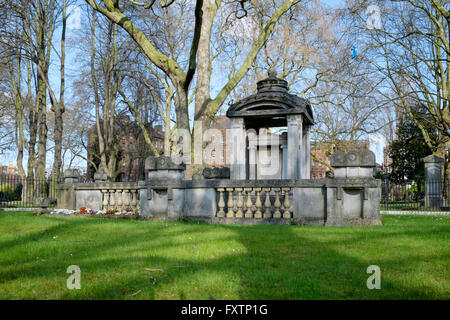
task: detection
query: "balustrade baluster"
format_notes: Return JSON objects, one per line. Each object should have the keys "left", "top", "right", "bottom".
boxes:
{"left": 117, "top": 189, "right": 123, "bottom": 212}
{"left": 124, "top": 190, "right": 130, "bottom": 210}
{"left": 263, "top": 188, "right": 272, "bottom": 218}
{"left": 254, "top": 188, "right": 262, "bottom": 218}
{"left": 109, "top": 189, "right": 116, "bottom": 210}
{"left": 102, "top": 189, "right": 108, "bottom": 211}
{"left": 283, "top": 187, "right": 291, "bottom": 219}
{"left": 131, "top": 190, "right": 138, "bottom": 211}
{"left": 217, "top": 188, "right": 225, "bottom": 217}
{"left": 244, "top": 188, "right": 253, "bottom": 218}
{"left": 273, "top": 188, "right": 281, "bottom": 218}
{"left": 226, "top": 188, "right": 235, "bottom": 218}
{"left": 235, "top": 188, "right": 244, "bottom": 218}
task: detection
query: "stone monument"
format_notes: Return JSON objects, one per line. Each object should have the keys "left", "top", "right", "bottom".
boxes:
{"left": 226, "top": 71, "right": 314, "bottom": 180}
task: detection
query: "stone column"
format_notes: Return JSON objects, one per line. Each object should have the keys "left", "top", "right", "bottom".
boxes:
{"left": 422, "top": 155, "right": 444, "bottom": 208}
{"left": 287, "top": 115, "right": 302, "bottom": 179}
{"left": 281, "top": 144, "right": 288, "bottom": 179}
{"left": 301, "top": 124, "right": 311, "bottom": 179}
{"left": 304, "top": 125, "right": 311, "bottom": 179}
{"left": 247, "top": 130, "right": 258, "bottom": 180}
{"left": 229, "top": 117, "right": 246, "bottom": 180}
{"left": 298, "top": 117, "right": 303, "bottom": 179}
{"left": 248, "top": 144, "right": 257, "bottom": 180}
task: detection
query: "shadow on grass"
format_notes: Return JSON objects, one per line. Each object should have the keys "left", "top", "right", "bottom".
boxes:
{"left": 0, "top": 212, "right": 448, "bottom": 299}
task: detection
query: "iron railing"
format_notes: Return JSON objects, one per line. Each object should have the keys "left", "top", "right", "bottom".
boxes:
{"left": 381, "top": 178, "right": 450, "bottom": 212}
{"left": 0, "top": 175, "right": 61, "bottom": 208}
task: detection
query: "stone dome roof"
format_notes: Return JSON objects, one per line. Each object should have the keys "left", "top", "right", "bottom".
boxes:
{"left": 226, "top": 73, "right": 314, "bottom": 127}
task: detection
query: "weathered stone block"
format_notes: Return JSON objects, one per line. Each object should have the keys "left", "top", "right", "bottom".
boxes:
{"left": 184, "top": 188, "right": 217, "bottom": 218}
{"left": 75, "top": 190, "right": 103, "bottom": 211}
{"left": 342, "top": 189, "right": 363, "bottom": 219}
{"left": 34, "top": 197, "right": 49, "bottom": 208}
{"left": 202, "top": 167, "right": 230, "bottom": 179}
{"left": 292, "top": 187, "right": 326, "bottom": 223}
{"left": 94, "top": 172, "right": 107, "bottom": 182}
{"left": 332, "top": 150, "right": 376, "bottom": 168}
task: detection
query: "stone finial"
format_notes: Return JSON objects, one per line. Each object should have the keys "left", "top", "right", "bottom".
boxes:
{"left": 268, "top": 68, "right": 277, "bottom": 78}
{"left": 145, "top": 156, "right": 157, "bottom": 170}
{"left": 63, "top": 169, "right": 80, "bottom": 183}
{"left": 64, "top": 168, "right": 79, "bottom": 178}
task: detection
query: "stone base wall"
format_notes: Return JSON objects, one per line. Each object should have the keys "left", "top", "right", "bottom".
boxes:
{"left": 141, "top": 178, "right": 381, "bottom": 226}
{"left": 57, "top": 152, "right": 382, "bottom": 227}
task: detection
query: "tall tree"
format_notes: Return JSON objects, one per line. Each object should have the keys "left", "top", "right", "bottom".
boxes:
{"left": 347, "top": 0, "right": 450, "bottom": 178}
{"left": 388, "top": 108, "right": 435, "bottom": 182}
{"left": 84, "top": 0, "right": 303, "bottom": 176}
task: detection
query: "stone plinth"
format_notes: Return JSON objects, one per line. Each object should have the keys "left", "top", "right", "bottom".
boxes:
{"left": 57, "top": 169, "right": 80, "bottom": 210}
{"left": 141, "top": 156, "right": 186, "bottom": 220}
{"left": 325, "top": 150, "right": 381, "bottom": 226}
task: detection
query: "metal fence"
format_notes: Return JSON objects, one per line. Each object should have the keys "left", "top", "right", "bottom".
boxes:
{"left": 0, "top": 175, "right": 60, "bottom": 209}
{"left": 381, "top": 178, "right": 450, "bottom": 212}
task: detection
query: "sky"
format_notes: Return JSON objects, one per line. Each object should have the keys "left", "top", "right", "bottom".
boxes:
{"left": 0, "top": 0, "right": 386, "bottom": 171}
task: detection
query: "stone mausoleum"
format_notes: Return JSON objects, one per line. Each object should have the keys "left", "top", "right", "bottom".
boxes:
{"left": 59, "top": 73, "right": 382, "bottom": 226}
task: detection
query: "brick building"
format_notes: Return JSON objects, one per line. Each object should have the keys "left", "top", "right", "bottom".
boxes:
{"left": 86, "top": 122, "right": 165, "bottom": 181}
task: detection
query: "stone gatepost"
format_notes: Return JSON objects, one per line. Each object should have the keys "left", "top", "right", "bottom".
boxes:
{"left": 140, "top": 156, "right": 186, "bottom": 220}
{"left": 56, "top": 169, "right": 80, "bottom": 210}
{"left": 422, "top": 155, "right": 444, "bottom": 208}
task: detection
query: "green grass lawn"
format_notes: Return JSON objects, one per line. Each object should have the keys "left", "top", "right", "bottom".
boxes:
{"left": 0, "top": 211, "right": 449, "bottom": 300}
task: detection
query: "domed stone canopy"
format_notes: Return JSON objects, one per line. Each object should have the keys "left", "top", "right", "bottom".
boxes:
{"left": 226, "top": 72, "right": 314, "bottom": 180}
{"left": 226, "top": 73, "right": 314, "bottom": 128}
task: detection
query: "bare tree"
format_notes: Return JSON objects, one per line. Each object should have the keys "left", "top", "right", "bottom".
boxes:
{"left": 84, "top": 0, "right": 303, "bottom": 176}
{"left": 346, "top": 0, "right": 450, "bottom": 178}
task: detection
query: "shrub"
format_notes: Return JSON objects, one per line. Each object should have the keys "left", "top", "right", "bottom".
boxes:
{"left": 0, "top": 184, "right": 14, "bottom": 200}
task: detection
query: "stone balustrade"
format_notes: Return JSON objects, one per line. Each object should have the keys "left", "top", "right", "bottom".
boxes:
{"left": 101, "top": 187, "right": 139, "bottom": 212}
{"left": 216, "top": 187, "right": 291, "bottom": 219}
{"left": 57, "top": 180, "right": 143, "bottom": 213}
{"left": 58, "top": 150, "right": 382, "bottom": 226}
